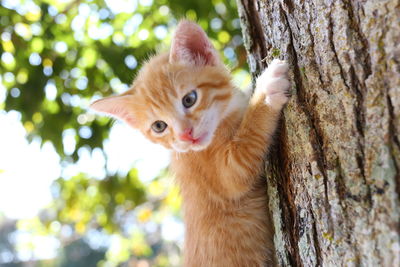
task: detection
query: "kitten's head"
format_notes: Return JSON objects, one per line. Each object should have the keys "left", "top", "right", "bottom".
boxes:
{"left": 91, "top": 20, "right": 234, "bottom": 152}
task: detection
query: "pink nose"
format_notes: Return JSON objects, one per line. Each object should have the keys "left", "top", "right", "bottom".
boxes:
{"left": 180, "top": 127, "right": 194, "bottom": 141}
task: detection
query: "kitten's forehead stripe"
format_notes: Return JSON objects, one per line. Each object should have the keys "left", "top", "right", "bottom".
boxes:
{"left": 169, "top": 84, "right": 178, "bottom": 98}
{"left": 213, "top": 93, "right": 232, "bottom": 102}
{"left": 197, "top": 81, "right": 230, "bottom": 90}
{"left": 145, "top": 94, "right": 162, "bottom": 110}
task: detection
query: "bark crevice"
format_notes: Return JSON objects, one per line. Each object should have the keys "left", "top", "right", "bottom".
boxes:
{"left": 281, "top": 2, "right": 333, "bottom": 227}
{"left": 269, "top": 123, "right": 301, "bottom": 267}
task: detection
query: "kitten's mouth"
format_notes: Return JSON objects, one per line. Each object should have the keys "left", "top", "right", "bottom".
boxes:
{"left": 176, "top": 131, "right": 210, "bottom": 152}
{"left": 191, "top": 132, "right": 208, "bottom": 145}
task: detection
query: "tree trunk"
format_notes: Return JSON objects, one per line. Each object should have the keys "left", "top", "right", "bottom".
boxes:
{"left": 236, "top": 0, "right": 400, "bottom": 266}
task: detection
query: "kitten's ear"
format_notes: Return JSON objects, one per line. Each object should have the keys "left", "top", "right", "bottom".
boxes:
{"left": 169, "top": 20, "right": 219, "bottom": 66}
{"left": 89, "top": 95, "right": 136, "bottom": 126}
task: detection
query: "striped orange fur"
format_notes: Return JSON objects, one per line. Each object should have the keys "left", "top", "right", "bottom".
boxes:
{"left": 91, "top": 20, "right": 290, "bottom": 266}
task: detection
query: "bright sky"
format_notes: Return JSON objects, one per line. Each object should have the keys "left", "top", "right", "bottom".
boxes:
{"left": 0, "top": 110, "right": 170, "bottom": 219}
{"left": 0, "top": 111, "right": 61, "bottom": 218}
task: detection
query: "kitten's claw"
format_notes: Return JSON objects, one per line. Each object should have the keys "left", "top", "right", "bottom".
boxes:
{"left": 256, "top": 59, "right": 290, "bottom": 110}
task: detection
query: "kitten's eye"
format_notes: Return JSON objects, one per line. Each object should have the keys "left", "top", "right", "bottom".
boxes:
{"left": 151, "top": 120, "right": 167, "bottom": 133}
{"left": 182, "top": 90, "right": 197, "bottom": 108}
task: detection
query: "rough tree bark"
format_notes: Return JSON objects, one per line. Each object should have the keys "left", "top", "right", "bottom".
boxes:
{"left": 236, "top": 0, "right": 400, "bottom": 266}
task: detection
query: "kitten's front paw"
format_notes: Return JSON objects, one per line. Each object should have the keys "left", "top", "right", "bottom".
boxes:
{"left": 256, "top": 59, "right": 290, "bottom": 110}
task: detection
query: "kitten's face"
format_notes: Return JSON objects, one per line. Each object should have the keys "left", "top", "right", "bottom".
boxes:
{"left": 91, "top": 20, "right": 233, "bottom": 152}
{"left": 132, "top": 54, "right": 232, "bottom": 152}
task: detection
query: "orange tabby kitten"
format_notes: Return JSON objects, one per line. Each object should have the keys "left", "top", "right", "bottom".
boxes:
{"left": 91, "top": 20, "right": 290, "bottom": 266}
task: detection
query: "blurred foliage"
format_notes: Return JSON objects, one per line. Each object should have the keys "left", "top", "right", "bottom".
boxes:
{"left": 53, "top": 170, "right": 146, "bottom": 233}
{"left": 0, "top": 0, "right": 246, "bottom": 266}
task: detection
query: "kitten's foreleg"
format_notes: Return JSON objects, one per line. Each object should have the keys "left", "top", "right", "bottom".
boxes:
{"left": 217, "top": 60, "right": 290, "bottom": 199}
